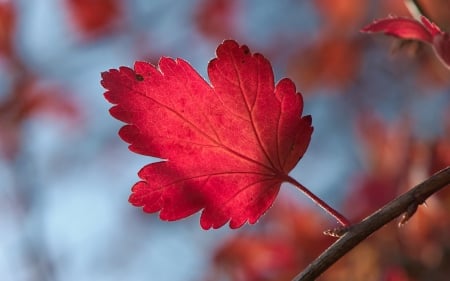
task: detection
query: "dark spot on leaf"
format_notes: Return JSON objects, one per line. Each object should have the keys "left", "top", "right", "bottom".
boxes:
{"left": 243, "top": 46, "right": 250, "bottom": 55}
{"left": 135, "top": 74, "right": 144, "bottom": 81}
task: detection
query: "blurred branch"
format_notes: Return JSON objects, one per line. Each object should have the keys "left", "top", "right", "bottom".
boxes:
{"left": 292, "top": 166, "right": 450, "bottom": 281}
{"left": 404, "top": 0, "right": 425, "bottom": 20}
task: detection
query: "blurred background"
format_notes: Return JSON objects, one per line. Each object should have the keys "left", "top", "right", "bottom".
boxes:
{"left": 0, "top": 0, "right": 449, "bottom": 280}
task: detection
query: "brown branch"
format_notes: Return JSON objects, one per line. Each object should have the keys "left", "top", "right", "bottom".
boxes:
{"left": 292, "top": 166, "right": 450, "bottom": 281}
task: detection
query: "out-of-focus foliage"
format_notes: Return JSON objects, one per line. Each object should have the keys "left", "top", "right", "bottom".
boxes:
{"left": 0, "top": 1, "right": 78, "bottom": 160}
{"left": 65, "top": 0, "right": 123, "bottom": 40}
{"left": 194, "top": 0, "right": 239, "bottom": 39}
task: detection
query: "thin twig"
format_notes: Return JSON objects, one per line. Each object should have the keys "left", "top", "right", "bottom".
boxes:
{"left": 292, "top": 166, "right": 450, "bottom": 281}
{"left": 404, "top": 0, "right": 426, "bottom": 20}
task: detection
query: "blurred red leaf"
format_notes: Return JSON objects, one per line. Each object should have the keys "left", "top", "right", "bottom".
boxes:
{"left": 345, "top": 175, "right": 398, "bottom": 220}
{"left": 288, "top": 36, "right": 363, "bottom": 91}
{"left": 0, "top": 1, "right": 16, "bottom": 58}
{"left": 430, "top": 110, "right": 450, "bottom": 174}
{"left": 362, "top": 16, "right": 450, "bottom": 69}
{"left": 102, "top": 40, "right": 313, "bottom": 229}
{"left": 314, "top": 0, "right": 367, "bottom": 33}
{"left": 212, "top": 235, "right": 297, "bottom": 281}
{"left": 65, "top": 0, "right": 122, "bottom": 39}
{"left": 194, "top": 0, "right": 238, "bottom": 39}
{"left": 362, "top": 16, "right": 435, "bottom": 42}
{"left": 0, "top": 77, "right": 79, "bottom": 159}
{"left": 355, "top": 113, "right": 411, "bottom": 178}
{"left": 344, "top": 113, "right": 413, "bottom": 219}
{"left": 383, "top": 266, "right": 413, "bottom": 281}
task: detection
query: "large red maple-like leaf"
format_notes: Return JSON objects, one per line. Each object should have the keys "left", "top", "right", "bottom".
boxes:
{"left": 102, "top": 40, "right": 317, "bottom": 229}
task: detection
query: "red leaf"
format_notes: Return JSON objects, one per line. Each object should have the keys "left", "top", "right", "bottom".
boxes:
{"left": 65, "top": 0, "right": 122, "bottom": 39}
{"left": 361, "top": 16, "right": 434, "bottom": 43}
{"left": 287, "top": 35, "right": 363, "bottom": 91}
{"left": 0, "top": 75, "right": 79, "bottom": 160}
{"left": 194, "top": 0, "right": 238, "bottom": 39}
{"left": 0, "top": 2, "right": 16, "bottom": 58}
{"left": 362, "top": 16, "right": 450, "bottom": 69}
{"left": 101, "top": 40, "right": 313, "bottom": 229}
{"left": 314, "top": 0, "right": 367, "bottom": 33}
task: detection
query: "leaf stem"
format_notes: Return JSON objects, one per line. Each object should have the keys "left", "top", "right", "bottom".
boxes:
{"left": 285, "top": 176, "right": 351, "bottom": 227}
